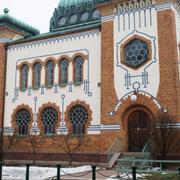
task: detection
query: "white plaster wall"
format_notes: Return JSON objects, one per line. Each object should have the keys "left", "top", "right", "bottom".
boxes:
{"left": 4, "top": 30, "right": 101, "bottom": 132}
{"left": 113, "top": 6, "right": 160, "bottom": 100}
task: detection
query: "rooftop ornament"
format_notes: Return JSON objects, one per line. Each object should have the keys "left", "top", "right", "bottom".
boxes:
{"left": 3, "top": 8, "right": 9, "bottom": 14}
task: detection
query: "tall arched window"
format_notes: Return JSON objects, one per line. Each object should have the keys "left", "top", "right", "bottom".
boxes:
{"left": 20, "top": 64, "right": 28, "bottom": 90}
{"left": 46, "top": 60, "right": 55, "bottom": 87}
{"left": 59, "top": 59, "right": 69, "bottom": 84}
{"left": 33, "top": 62, "right": 42, "bottom": 88}
{"left": 16, "top": 108, "right": 30, "bottom": 135}
{"left": 74, "top": 56, "right": 84, "bottom": 84}
{"left": 69, "top": 105, "right": 88, "bottom": 135}
{"left": 41, "top": 107, "right": 58, "bottom": 135}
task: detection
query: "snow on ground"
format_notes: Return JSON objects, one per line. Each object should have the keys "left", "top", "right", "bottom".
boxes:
{"left": 2, "top": 165, "right": 92, "bottom": 180}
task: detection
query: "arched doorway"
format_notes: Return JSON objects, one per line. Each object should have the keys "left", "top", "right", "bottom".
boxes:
{"left": 128, "top": 110, "right": 151, "bottom": 152}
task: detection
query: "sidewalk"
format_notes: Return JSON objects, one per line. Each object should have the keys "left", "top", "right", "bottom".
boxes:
{"left": 60, "top": 169, "right": 118, "bottom": 180}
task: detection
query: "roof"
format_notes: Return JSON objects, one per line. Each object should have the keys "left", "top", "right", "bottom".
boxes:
{"left": 0, "top": 8, "right": 40, "bottom": 37}
{"left": 50, "top": 0, "right": 109, "bottom": 33}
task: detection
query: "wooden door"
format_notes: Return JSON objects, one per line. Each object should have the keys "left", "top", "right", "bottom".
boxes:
{"left": 128, "top": 110, "right": 151, "bottom": 152}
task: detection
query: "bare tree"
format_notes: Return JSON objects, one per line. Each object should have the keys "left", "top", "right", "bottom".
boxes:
{"left": 57, "top": 134, "right": 84, "bottom": 166}
{"left": 28, "top": 130, "right": 39, "bottom": 165}
{"left": 1, "top": 129, "right": 17, "bottom": 161}
{"left": 150, "top": 112, "right": 180, "bottom": 160}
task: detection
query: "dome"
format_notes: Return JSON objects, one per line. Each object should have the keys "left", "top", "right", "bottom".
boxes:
{"left": 58, "top": 0, "right": 93, "bottom": 8}
{"left": 50, "top": 0, "right": 109, "bottom": 32}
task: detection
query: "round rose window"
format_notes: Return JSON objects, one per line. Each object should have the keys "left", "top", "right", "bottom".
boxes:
{"left": 124, "top": 39, "right": 148, "bottom": 67}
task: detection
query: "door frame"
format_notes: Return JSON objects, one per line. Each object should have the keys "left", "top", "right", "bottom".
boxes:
{"left": 122, "top": 105, "right": 153, "bottom": 152}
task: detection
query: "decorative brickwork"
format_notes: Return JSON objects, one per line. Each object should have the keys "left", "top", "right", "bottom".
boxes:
{"left": 64, "top": 100, "right": 92, "bottom": 134}
{"left": 43, "top": 57, "right": 57, "bottom": 65}
{"left": 71, "top": 53, "right": 88, "bottom": 61}
{"left": 11, "top": 104, "right": 33, "bottom": 133}
{"left": 37, "top": 102, "right": 61, "bottom": 135}
{"left": 120, "top": 35, "right": 152, "bottom": 70}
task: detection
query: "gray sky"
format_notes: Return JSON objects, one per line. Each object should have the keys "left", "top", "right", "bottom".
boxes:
{"left": 0, "top": 0, "right": 60, "bottom": 33}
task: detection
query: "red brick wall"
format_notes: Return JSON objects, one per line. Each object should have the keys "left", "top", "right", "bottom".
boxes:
{"left": 157, "top": 9, "right": 180, "bottom": 120}
{"left": 101, "top": 20, "right": 118, "bottom": 125}
{"left": 0, "top": 43, "right": 6, "bottom": 130}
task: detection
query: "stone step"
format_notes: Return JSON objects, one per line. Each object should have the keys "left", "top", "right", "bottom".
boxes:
{"left": 117, "top": 152, "right": 153, "bottom": 173}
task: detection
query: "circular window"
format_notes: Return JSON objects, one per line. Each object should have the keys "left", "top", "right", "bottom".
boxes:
{"left": 92, "top": 10, "right": 100, "bottom": 19}
{"left": 81, "top": 12, "right": 89, "bottom": 21}
{"left": 124, "top": 39, "right": 148, "bottom": 67}
{"left": 58, "top": 16, "right": 66, "bottom": 26}
{"left": 41, "top": 107, "right": 58, "bottom": 134}
{"left": 16, "top": 108, "right": 30, "bottom": 135}
{"left": 69, "top": 105, "right": 88, "bottom": 135}
{"left": 70, "top": 14, "right": 78, "bottom": 24}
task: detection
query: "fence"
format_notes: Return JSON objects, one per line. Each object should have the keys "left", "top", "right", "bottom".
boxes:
{"left": 117, "top": 159, "right": 180, "bottom": 180}
{"left": 0, "top": 163, "right": 99, "bottom": 180}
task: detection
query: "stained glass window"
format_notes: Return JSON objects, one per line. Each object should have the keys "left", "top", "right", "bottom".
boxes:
{"left": 125, "top": 39, "right": 148, "bottom": 67}
{"left": 33, "top": 62, "right": 42, "bottom": 88}
{"left": 21, "top": 64, "right": 28, "bottom": 90}
{"left": 46, "top": 61, "right": 55, "bottom": 86}
{"left": 69, "top": 105, "right": 88, "bottom": 135}
{"left": 59, "top": 59, "right": 69, "bottom": 84}
{"left": 16, "top": 108, "right": 30, "bottom": 135}
{"left": 41, "top": 107, "right": 58, "bottom": 135}
{"left": 74, "top": 57, "right": 83, "bottom": 83}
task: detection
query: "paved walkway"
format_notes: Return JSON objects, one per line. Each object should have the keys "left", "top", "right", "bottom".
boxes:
{"left": 60, "top": 169, "right": 118, "bottom": 180}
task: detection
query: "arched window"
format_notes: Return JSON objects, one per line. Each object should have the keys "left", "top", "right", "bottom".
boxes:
{"left": 33, "top": 62, "right": 42, "bottom": 88}
{"left": 20, "top": 64, "right": 28, "bottom": 90}
{"left": 59, "top": 59, "right": 69, "bottom": 84}
{"left": 74, "top": 56, "right": 84, "bottom": 84}
{"left": 16, "top": 108, "right": 30, "bottom": 135}
{"left": 41, "top": 107, "right": 58, "bottom": 135}
{"left": 46, "top": 60, "right": 55, "bottom": 87}
{"left": 69, "top": 105, "right": 88, "bottom": 135}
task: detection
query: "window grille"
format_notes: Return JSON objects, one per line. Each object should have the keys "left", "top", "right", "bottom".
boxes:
{"left": 21, "top": 64, "right": 28, "bottom": 90}
{"left": 33, "top": 62, "right": 42, "bottom": 88}
{"left": 59, "top": 59, "right": 69, "bottom": 84}
{"left": 69, "top": 105, "right": 88, "bottom": 135}
{"left": 16, "top": 108, "right": 30, "bottom": 135}
{"left": 46, "top": 61, "right": 55, "bottom": 86}
{"left": 41, "top": 107, "right": 58, "bottom": 135}
{"left": 74, "top": 57, "right": 83, "bottom": 83}
{"left": 125, "top": 39, "right": 148, "bottom": 67}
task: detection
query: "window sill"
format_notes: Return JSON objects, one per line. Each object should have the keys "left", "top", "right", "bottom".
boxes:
{"left": 46, "top": 85, "right": 53, "bottom": 89}
{"left": 59, "top": 83, "right": 68, "bottom": 87}
{"left": 20, "top": 88, "right": 27, "bottom": 92}
{"left": 73, "top": 82, "right": 83, "bottom": 86}
{"left": 43, "top": 134, "right": 56, "bottom": 137}
{"left": 17, "top": 134, "right": 28, "bottom": 138}
{"left": 32, "top": 86, "right": 40, "bottom": 90}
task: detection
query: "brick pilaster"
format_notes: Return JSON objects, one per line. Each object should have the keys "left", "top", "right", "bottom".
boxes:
{"left": 157, "top": 9, "right": 180, "bottom": 119}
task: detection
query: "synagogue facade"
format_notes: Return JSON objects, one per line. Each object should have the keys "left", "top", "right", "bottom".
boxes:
{"left": 0, "top": 0, "right": 179, "bottom": 164}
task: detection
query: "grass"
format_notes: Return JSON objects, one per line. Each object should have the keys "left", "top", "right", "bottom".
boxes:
{"left": 143, "top": 173, "right": 179, "bottom": 180}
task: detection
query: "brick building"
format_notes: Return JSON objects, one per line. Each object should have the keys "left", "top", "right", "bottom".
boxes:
{"left": 0, "top": 0, "right": 179, "bottom": 165}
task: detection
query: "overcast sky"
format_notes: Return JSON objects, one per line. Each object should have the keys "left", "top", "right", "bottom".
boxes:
{"left": 0, "top": 0, "right": 60, "bottom": 33}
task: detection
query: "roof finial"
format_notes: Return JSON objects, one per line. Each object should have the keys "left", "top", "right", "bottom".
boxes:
{"left": 3, "top": 8, "right": 9, "bottom": 14}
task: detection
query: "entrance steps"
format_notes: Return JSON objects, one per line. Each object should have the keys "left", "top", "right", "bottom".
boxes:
{"left": 117, "top": 152, "right": 152, "bottom": 172}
